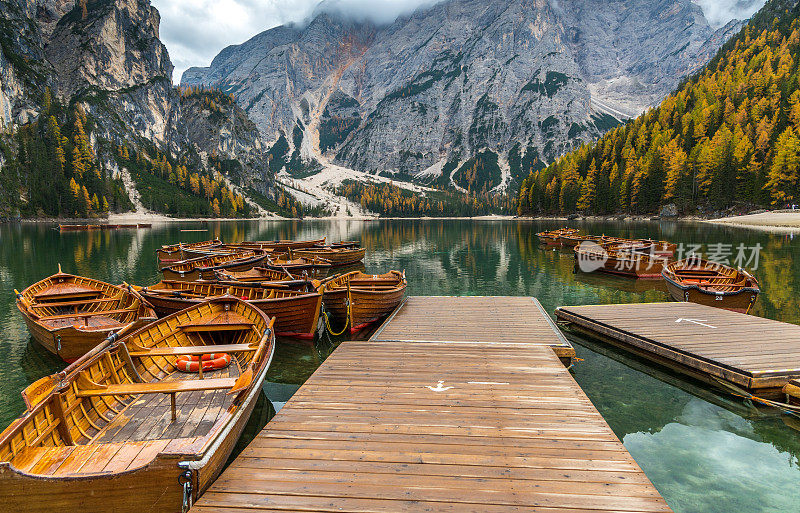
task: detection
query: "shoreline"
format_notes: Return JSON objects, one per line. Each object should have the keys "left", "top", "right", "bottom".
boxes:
{"left": 7, "top": 211, "right": 800, "bottom": 232}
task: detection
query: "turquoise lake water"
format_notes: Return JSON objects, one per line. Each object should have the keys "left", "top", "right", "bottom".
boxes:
{"left": 0, "top": 219, "right": 797, "bottom": 512}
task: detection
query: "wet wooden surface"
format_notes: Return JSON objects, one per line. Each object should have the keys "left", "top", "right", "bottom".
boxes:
{"left": 192, "top": 297, "right": 670, "bottom": 513}
{"left": 555, "top": 302, "right": 800, "bottom": 392}
{"left": 371, "top": 296, "right": 575, "bottom": 359}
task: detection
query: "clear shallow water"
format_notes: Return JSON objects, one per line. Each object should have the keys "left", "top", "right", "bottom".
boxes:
{"left": 0, "top": 219, "right": 798, "bottom": 512}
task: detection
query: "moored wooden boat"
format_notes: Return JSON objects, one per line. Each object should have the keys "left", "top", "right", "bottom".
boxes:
{"left": 235, "top": 238, "right": 326, "bottom": 252}
{"left": 0, "top": 296, "right": 274, "bottom": 513}
{"left": 136, "top": 281, "right": 322, "bottom": 339}
{"left": 558, "top": 233, "right": 607, "bottom": 248}
{"left": 323, "top": 271, "right": 407, "bottom": 332}
{"left": 15, "top": 268, "right": 156, "bottom": 362}
{"left": 156, "top": 239, "right": 222, "bottom": 264}
{"left": 263, "top": 255, "right": 333, "bottom": 276}
{"left": 213, "top": 266, "right": 309, "bottom": 287}
{"left": 574, "top": 241, "right": 668, "bottom": 279}
{"left": 536, "top": 228, "right": 579, "bottom": 245}
{"left": 292, "top": 246, "right": 366, "bottom": 266}
{"left": 662, "top": 258, "right": 760, "bottom": 313}
{"left": 58, "top": 224, "right": 102, "bottom": 231}
{"left": 161, "top": 250, "right": 267, "bottom": 281}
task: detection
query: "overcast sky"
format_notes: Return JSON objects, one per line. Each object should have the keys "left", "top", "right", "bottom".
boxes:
{"left": 152, "top": 0, "right": 766, "bottom": 83}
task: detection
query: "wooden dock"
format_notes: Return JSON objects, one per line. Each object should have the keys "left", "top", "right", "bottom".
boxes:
{"left": 371, "top": 296, "right": 576, "bottom": 362}
{"left": 555, "top": 302, "right": 800, "bottom": 397}
{"left": 191, "top": 297, "right": 670, "bottom": 513}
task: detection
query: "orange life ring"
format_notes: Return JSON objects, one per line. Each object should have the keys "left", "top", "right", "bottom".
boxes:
{"left": 175, "top": 353, "right": 232, "bottom": 373}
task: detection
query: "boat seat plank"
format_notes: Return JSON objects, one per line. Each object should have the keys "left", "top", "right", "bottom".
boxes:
{"left": 127, "top": 344, "right": 256, "bottom": 357}
{"left": 41, "top": 316, "right": 127, "bottom": 329}
{"left": 76, "top": 378, "right": 237, "bottom": 397}
{"left": 180, "top": 323, "right": 253, "bottom": 333}
{"left": 37, "top": 308, "right": 136, "bottom": 321}
{"left": 30, "top": 297, "right": 122, "bottom": 309}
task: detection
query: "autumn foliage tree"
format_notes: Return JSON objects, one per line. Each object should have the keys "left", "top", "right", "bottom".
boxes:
{"left": 517, "top": 0, "right": 800, "bottom": 214}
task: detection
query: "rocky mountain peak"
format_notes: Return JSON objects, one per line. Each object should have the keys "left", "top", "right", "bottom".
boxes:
{"left": 183, "top": 0, "right": 749, "bottom": 188}
{"left": 45, "top": 0, "right": 172, "bottom": 99}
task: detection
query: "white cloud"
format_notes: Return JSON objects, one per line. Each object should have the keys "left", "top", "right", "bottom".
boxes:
{"left": 693, "top": 0, "right": 766, "bottom": 29}
{"left": 151, "top": 0, "right": 443, "bottom": 82}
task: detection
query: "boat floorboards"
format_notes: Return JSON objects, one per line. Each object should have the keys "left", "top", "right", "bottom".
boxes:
{"left": 192, "top": 296, "right": 669, "bottom": 513}
{"left": 555, "top": 302, "right": 800, "bottom": 393}
{"left": 98, "top": 365, "right": 238, "bottom": 444}
{"left": 10, "top": 366, "right": 237, "bottom": 477}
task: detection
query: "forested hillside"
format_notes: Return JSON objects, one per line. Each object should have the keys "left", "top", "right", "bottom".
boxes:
{"left": 517, "top": 0, "right": 800, "bottom": 215}
{"left": 0, "top": 91, "right": 133, "bottom": 217}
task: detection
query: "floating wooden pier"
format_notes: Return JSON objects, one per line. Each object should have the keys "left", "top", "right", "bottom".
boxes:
{"left": 555, "top": 302, "right": 800, "bottom": 398}
{"left": 191, "top": 297, "right": 670, "bottom": 513}
{"left": 370, "top": 296, "right": 576, "bottom": 362}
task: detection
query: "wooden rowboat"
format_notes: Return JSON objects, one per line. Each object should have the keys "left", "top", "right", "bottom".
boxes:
{"left": 15, "top": 268, "right": 156, "bottom": 362}
{"left": 58, "top": 224, "right": 102, "bottom": 231}
{"left": 214, "top": 266, "right": 304, "bottom": 285}
{"left": 0, "top": 296, "right": 274, "bottom": 513}
{"left": 558, "top": 234, "right": 607, "bottom": 248}
{"left": 662, "top": 258, "right": 760, "bottom": 313}
{"left": 323, "top": 271, "right": 407, "bottom": 333}
{"left": 574, "top": 241, "right": 668, "bottom": 279}
{"left": 536, "top": 228, "right": 579, "bottom": 245}
{"left": 161, "top": 250, "right": 267, "bottom": 281}
{"left": 263, "top": 255, "right": 333, "bottom": 276}
{"left": 234, "top": 238, "right": 326, "bottom": 252}
{"left": 292, "top": 246, "right": 366, "bottom": 266}
{"left": 136, "top": 281, "right": 322, "bottom": 339}
{"left": 156, "top": 239, "right": 222, "bottom": 264}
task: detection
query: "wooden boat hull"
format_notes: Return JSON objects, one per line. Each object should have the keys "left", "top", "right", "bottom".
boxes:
{"left": 323, "top": 271, "right": 407, "bottom": 332}
{"left": 237, "top": 238, "right": 326, "bottom": 252}
{"left": 0, "top": 297, "right": 274, "bottom": 513}
{"left": 17, "top": 305, "right": 150, "bottom": 363}
{"left": 139, "top": 282, "right": 322, "bottom": 339}
{"left": 597, "top": 254, "right": 666, "bottom": 279}
{"left": 293, "top": 247, "right": 366, "bottom": 266}
{"left": 664, "top": 278, "right": 758, "bottom": 313}
{"left": 16, "top": 271, "right": 156, "bottom": 362}
{"left": 161, "top": 252, "right": 267, "bottom": 281}
{"left": 156, "top": 239, "right": 222, "bottom": 264}
{"left": 662, "top": 258, "right": 760, "bottom": 313}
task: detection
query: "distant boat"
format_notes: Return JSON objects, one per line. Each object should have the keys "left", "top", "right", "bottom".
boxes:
{"left": 58, "top": 224, "right": 101, "bottom": 231}
{"left": 233, "top": 238, "right": 326, "bottom": 252}
{"left": 0, "top": 296, "right": 275, "bottom": 512}
{"left": 160, "top": 250, "right": 267, "bottom": 281}
{"left": 15, "top": 266, "right": 156, "bottom": 362}
{"left": 324, "top": 270, "right": 407, "bottom": 332}
{"left": 662, "top": 258, "right": 760, "bottom": 313}
{"left": 574, "top": 240, "right": 667, "bottom": 279}
{"left": 536, "top": 228, "right": 579, "bottom": 245}
{"left": 156, "top": 238, "right": 222, "bottom": 263}
{"left": 291, "top": 246, "right": 366, "bottom": 266}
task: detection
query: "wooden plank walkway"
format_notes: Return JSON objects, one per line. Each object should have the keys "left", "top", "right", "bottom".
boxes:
{"left": 192, "top": 297, "right": 670, "bottom": 513}
{"left": 371, "top": 296, "right": 576, "bottom": 361}
{"left": 555, "top": 302, "right": 800, "bottom": 397}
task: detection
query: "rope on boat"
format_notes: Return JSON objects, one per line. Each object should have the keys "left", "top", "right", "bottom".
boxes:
{"left": 710, "top": 376, "right": 800, "bottom": 418}
{"left": 324, "top": 303, "right": 350, "bottom": 336}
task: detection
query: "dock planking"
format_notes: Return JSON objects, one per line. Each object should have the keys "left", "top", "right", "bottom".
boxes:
{"left": 555, "top": 302, "right": 800, "bottom": 397}
{"left": 370, "top": 296, "right": 576, "bottom": 362}
{"left": 191, "top": 297, "right": 670, "bottom": 513}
